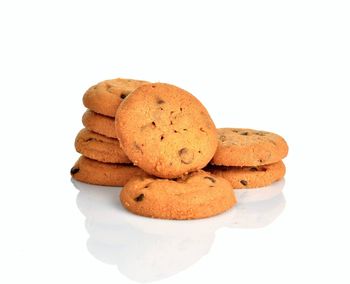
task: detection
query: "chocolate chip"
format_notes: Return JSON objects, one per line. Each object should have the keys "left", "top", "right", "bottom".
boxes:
{"left": 157, "top": 98, "right": 165, "bottom": 104}
{"left": 204, "top": 176, "right": 216, "bottom": 183}
{"left": 178, "top": 148, "right": 194, "bottom": 164}
{"left": 250, "top": 166, "right": 267, "bottom": 172}
{"left": 152, "top": 121, "right": 156, "bottom": 127}
{"left": 144, "top": 183, "right": 152, "bottom": 189}
{"left": 120, "top": 92, "right": 129, "bottom": 99}
{"left": 183, "top": 128, "right": 188, "bottom": 131}
{"left": 160, "top": 135, "right": 165, "bottom": 141}
{"left": 180, "top": 107, "right": 183, "bottom": 111}
{"left": 240, "top": 180, "right": 248, "bottom": 186}
{"left": 173, "top": 130, "right": 178, "bottom": 133}
{"left": 134, "top": 193, "right": 144, "bottom": 202}
{"left": 240, "top": 132, "right": 249, "bottom": 136}
{"left": 70, "top": 167, "right": 79, "bottom": 175}
{"left": 200, "top": 127, "right": 205, "bottom": 132}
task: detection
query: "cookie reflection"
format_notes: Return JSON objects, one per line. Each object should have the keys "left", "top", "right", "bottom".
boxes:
{"left": 72, "top": 179, "right": 285, "bottom": 282}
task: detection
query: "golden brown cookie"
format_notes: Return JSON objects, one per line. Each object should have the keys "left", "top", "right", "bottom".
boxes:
{"left": 82, "top": 110, "right": 117, "bottom": 138}
{"left": 115, "top": 83, "right": 218, "bottom": 178}
{"left": 75, "top": 128, "right": 130, "bottom": 163}
{"left": 71, "top": 156, "right": 147, "bottom": 186}
{"left": 83, "top": 78, "right": 149, "bottom": 117}
{"left": 206, "top": 161, "right": 286, "bottom": 189}
{"left": 211, "top": 128, "right": 288, "bottom": 166}
{"left": 120, "top": 171, "right": 236, "bottom": 220}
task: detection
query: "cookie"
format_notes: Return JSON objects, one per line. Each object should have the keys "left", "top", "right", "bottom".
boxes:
{"left": 206, "top": 161, "right": 286, "bottom": 189}
{"left": 83, "top": 78, "right": 149, "bottom": 117}
{"left": 212, "top": 128, "right": 288, "bottom": 166}
{"left": 82, "top": 110, "right": 117, "bottom": 138}
{"left": 75, "top": 128, "right": 130, "bottom": 163}
{"left": 115, "top": 83, "right": 218, "bottom": 178}
{"left": 71, "top": 156, "right": 147, "bottom": 186}
{"left": 120, "top": 171, "right": 236, "bottom": 220}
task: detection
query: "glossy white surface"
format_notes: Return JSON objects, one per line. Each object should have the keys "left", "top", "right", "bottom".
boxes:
{"left": 73, "top": 180, "right": 285, "bottom": 282}
{"left": 1, "top": 1, "right": 350, "bottom": 283}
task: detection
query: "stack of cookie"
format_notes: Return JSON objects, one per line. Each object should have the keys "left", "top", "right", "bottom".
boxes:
{"left": 71, "top": 78, "right": 150, "bottom": 186}
{"left": 206, "top": 128, "right": 288, "bottom": 189}
{"left": 71, "top": 78, "right": 288, "bottom": 220}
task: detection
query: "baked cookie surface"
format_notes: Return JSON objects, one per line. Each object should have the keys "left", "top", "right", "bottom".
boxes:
{"left": 83, "top": 78, "right": 149, "bottom": 117}
{"left": 82, "top": 110, "right": 117, "bottom": 138}
{"left": 71, "top": 156, "right": 147, "bottom": 186}
{"left": 207, "top": 161, "right": 286, "bottom": 189}
{"left": 115, "top": 83, "right": 218, "bottom": 178}
{"left": 212, "top": 128, "right": 288, "bottom": 166}
{"left": 120, "top": 171, "right": 236, "bottom": 220}
{"left": 75, "top": 128, "right": 130, "bottom": 163}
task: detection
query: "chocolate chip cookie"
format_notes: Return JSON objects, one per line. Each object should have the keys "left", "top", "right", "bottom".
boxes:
{"left": 212, "top": 128, "right": 288, "bottom": 166}
{"left": 83, "top": 78, "right": 149, "bottom": 117}
{"left": 71, "top": 156, "right": 147, "bottom": 186}
{"left": 75, "top": 128, "right": 130, "bottom": 163}
{"left": 115, "top": 83, "right": 218, "bottom": 178}
{"left": 120, "top": 171, "right": 236, "bottom": 219}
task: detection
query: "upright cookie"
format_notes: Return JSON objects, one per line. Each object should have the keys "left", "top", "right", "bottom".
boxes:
{"left": 75, "top": 128, "right": 130, "bottom": 163}
{"left": 212, "top": 128, "right": 288, "bottom": 166}
{"left": 71, "top": 156, "right": 147, "bottom": 186}
{"left": 83, "top": 78, "right": 149, "bottom": 117}
{"left": 82, "top": 110, "right": 117, "bottom": 138}
{"left": 115, "top": 83, "right": 218, "bottom": 178}
{"left": 206, "top": 161, "right": 286, "bottom": 189}
{"left": 120, "top": 171, "right": 236, "bottom": 220}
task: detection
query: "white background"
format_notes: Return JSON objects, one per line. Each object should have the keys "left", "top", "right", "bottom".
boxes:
{"left": 1, "top": 0, "right": 350, "bottom": 283}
